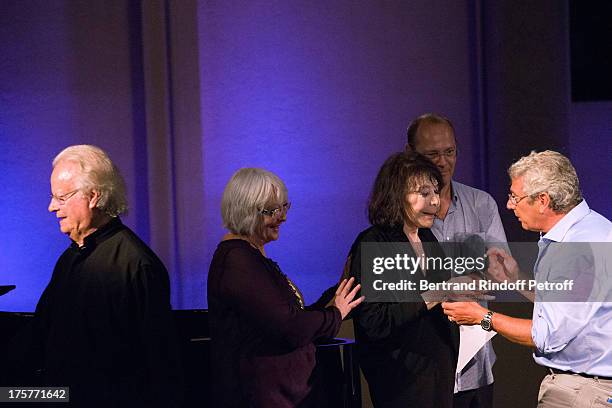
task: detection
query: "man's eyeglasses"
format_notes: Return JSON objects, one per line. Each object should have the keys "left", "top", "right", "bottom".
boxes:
{"left": 423, "top": 148, "right": 456, "bottom": 161}
{"left": 260, "top": 202, "right": 291, "bottom": 218}
{"left": 50, "top": 189, "right": 80, "bottom": 205}
{"left": 507, "top": 193, "right": 529, "bottom": 206}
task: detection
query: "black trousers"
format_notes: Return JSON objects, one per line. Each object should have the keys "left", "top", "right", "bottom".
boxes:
{"left": 453, "top": 383, "right": 494, "bottom": 408}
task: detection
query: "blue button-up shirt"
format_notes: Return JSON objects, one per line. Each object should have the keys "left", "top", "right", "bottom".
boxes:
{"left": 431, "top": 181, "right": 508, "bottom": 392}
{"left": 532, "top": 200, "right": 612, "bottom": 376}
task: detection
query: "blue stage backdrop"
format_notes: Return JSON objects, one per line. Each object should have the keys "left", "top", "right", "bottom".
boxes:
{"left": 0, "top": 1, "right": 610, "bottom": 312}
{"left": 196, "top": 0, "right": 480, "bottom": 311}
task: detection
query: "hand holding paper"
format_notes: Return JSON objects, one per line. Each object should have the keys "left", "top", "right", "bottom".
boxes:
{"left": 441, "top": 301, "right": 488, "bottom": 325}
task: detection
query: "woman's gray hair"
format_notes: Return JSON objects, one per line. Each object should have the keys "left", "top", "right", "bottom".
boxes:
{"left": 53, "top": 145, "right": 128, "bottom": 217}
{"left": 221, "top": 168, "right": 288, "bottom": 236}
{"left": 508, "top": 150, "right": 582, "bottom": 213}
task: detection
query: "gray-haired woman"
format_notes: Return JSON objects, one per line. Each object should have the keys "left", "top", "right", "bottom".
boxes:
{"left": 208, "top": 168, "right": 363, "bottom": 408}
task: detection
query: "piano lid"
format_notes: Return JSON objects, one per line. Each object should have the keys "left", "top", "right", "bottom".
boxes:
{"left": 0, "top": 285, "right": 16, "bottom": 296}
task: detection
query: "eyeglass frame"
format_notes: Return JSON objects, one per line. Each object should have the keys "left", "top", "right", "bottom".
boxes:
{"left": 507, "top": 193, "right": 530, "bottom": 206}
{"left": 260, "top": 202, "right": 291, "bottom": 218}
{"left": 50, "top": 189, "right": 81, "bottom": 206}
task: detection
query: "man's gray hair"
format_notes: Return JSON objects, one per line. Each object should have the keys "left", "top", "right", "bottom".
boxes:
{"left": 508, "top": 150, "right": 582, "bottom": 213}
{"left": 53, "top": 145, "right": 128, "bottom": 217}
{"left": 221, "top": 168, "right": 288, "bottom": 237}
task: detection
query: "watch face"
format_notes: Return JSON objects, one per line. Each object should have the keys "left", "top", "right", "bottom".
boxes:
{"left": 481, "top": 319, "right": 491, "bottom": 331}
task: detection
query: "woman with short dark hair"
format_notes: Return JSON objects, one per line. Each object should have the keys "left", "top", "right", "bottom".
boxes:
{"left": 348, "top": 152, "right": 459, "bottom": 408}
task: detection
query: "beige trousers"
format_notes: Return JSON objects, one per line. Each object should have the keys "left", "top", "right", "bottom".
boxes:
{"left": 537, "top": 371, "right": 612, "bottom": 408}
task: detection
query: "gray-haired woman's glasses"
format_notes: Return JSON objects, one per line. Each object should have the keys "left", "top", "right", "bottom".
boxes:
{"left": 260, "top": 202, "right": 291, "bottom": 218}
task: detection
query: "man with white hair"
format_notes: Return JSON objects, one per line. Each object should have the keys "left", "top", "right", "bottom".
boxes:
{"left": 443, "top": 150, "right": 612, "bottom": 407}
{"left": 33, "top": 145, "right": 182, "bottom": 407}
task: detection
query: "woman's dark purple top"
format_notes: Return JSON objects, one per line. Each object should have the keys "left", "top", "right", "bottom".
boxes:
{"left": 207, "top": 239, "right": 342, "bottom": 407}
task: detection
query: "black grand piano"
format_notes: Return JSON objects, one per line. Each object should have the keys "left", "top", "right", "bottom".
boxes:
{"left": 0, "top": 307, "right": 361, "bottom": 407}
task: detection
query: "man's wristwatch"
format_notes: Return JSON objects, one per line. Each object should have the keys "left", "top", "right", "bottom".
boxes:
{"left": 481, "top": 311, "right": 494, "bottom": 331}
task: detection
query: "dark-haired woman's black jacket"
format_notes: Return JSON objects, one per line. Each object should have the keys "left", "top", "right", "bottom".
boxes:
{"left": 348, "top": 225, "right": 459, "bottom": 408}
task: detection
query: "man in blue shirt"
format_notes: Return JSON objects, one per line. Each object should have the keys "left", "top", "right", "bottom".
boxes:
{"left": 442, "top": 150, "right": 612, "bottom": 408}
{"left": 406, "top": 113, "right": 507, "bottom": 408}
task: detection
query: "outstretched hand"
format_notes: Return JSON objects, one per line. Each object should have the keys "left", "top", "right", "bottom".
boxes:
{"left": 486, "top": 247, "right": 520, "bottom": 283}
{"left": 333, "top": 277, "right": 365, "bottom": 319}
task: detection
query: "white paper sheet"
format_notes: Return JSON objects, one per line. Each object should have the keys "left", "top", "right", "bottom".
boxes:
{"left": 456, "top": 325, "right": 497, "bottom": 373}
